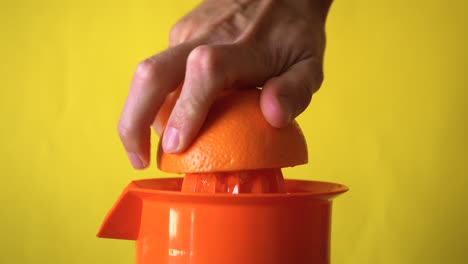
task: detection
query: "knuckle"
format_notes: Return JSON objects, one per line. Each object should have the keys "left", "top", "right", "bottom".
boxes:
{"left": 302, "top": 58, "right": 324, "bottom": 94}
{"left": 300, "top": 83, "right": 313, "bottom": 104}
{"left": 314, "top": 68, "right": 324, "bottom": 88}
{"left": 294, "top": 62, "right": 324, "bottom": 115}
{"left": 187, "top": 45, "right": 221, "bottom": 76}
{"left": 311, "top": 60, "right": 324, "bottom": 90}
{"left": 296, "top": 87, "right": 313, "bottom": 115}
{"left": 134, "top": 57, "right": 160, "bottom": 81}
{"left": 169, "top": 95, "right": 207, "bottom": 131}
{"left": 296, "top": 79, "right": 315, "bottom": 113}
{"left": 180, "top": 97, "right": 200, "bottom": 119}
{"left": 168, "top": 100, "right": 195, "bottom": 129}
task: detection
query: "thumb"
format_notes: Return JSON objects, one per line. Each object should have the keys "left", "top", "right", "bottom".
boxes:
{"left": 260, "top": 58, "right": 323, "bottom": 127}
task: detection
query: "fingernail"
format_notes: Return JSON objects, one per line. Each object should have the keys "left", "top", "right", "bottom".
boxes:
{"left": 127, "top": 152, "right": 146, "bottom": 169}
{"left": 162, "top": 126, "right": 180, "bottom": 153}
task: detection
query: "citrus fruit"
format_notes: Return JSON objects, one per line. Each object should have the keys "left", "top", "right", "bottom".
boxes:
{"left": 156, "top": 88, "right": 308, "bottom": 193}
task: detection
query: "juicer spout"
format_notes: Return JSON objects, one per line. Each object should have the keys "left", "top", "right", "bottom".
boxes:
{"left": 96, "top": 182, "right": 143, "bottom": 240}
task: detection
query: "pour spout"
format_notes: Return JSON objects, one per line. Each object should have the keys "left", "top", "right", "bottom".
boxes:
{"left": 96, "top": 182, "right": 143, "bottom": 240}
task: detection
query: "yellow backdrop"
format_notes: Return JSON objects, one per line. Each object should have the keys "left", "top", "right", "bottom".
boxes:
{"left": 1, "top": 0, "right": 467, "bottom": 263}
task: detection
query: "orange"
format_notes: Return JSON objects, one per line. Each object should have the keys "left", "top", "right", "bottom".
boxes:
{"left": 156, "top": 88, "right": 308, "bottom": 174}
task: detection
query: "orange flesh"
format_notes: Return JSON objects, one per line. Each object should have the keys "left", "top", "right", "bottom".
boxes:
{"left": 182, "top": 169, "right": 285, "bottom": 194}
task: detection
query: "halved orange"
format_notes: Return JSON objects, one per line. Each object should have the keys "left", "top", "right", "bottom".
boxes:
{"left": 156, "top": 88, "right": 308, "bottom": 193}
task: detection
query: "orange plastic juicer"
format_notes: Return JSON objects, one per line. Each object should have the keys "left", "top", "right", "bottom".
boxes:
{"left": 97, "top": 89, "right": 348, "bottom": 264}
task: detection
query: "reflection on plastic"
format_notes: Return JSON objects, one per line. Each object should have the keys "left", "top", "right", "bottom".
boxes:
{"left": 169, "top": 208, "right": 178, "bottom": 240}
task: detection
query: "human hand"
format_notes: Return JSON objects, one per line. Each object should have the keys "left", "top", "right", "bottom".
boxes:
{"left": 118, "top": 0, "right": 332, "bottom": 169}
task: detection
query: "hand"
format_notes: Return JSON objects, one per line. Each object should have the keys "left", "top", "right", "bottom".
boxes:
{"left": 118, "top": 0, "right": 332, "bottom": 169}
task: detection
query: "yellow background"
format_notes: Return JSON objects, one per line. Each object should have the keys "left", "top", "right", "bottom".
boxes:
{"left": 1, "top": 0, "right": 467, "bottom": 263}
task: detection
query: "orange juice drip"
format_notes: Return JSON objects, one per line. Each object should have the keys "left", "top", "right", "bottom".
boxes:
{"left": 182, "top": 169, "right": 285, "bottom": 193}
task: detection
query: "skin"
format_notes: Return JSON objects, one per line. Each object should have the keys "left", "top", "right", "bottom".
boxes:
{"left": 118, "top": 0, "right": 333, "bottom": 169}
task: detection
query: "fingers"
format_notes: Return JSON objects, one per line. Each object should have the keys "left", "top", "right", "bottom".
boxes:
{"left": 162, "top": 43, "right": 272, "bottom": 153}
{"left": 260, "top": 57, "right": 323, "bottom": 127}
{"left": 118, "top": 42, "right": 196, "bottom": 169}
{"left": 152, "top": 88, "right": 181, "bottom": 136}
